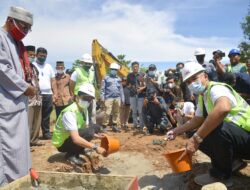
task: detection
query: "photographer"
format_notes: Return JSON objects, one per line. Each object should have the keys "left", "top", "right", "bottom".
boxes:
{"left": 163, "top": 76, "right": 183, "bottom": 102}
{"left": 145, "top": 64, "right": 162, "bottom": 95}
{"left": 127, "top": 61, "right": 146, "bottom": 130}
{"left": 142, "top": 89, "right": 172, "bottom": 134}
{"left": 212, "top": 50, "right": 226, "bottom": 79}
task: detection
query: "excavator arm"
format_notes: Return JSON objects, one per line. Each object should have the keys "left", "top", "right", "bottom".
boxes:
{"left": 92, "top": 39, "right": 130, "bottom": 86}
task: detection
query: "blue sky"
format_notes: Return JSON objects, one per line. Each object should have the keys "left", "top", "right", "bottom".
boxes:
{"left": 0, "top": 0, "right": 249, "bottom": 70}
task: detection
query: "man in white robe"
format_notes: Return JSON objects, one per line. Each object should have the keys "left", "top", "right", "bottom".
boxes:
{"left": 0, "top": 6, "right": 35, "bottom": 186}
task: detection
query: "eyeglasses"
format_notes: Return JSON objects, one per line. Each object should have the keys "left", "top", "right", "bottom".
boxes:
{"left": 13, "top": 19, "right": 32, "bottom": 33}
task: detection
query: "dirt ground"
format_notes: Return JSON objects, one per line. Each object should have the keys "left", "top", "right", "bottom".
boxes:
{"left": 31, "top": 125, "right": 250, "bottom": 190}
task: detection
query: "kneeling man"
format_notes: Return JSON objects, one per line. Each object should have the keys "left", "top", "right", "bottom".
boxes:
{"left": 52, "top": 84, "right": 106, "bottom": 165}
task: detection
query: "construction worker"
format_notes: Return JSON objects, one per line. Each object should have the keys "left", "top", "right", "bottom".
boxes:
{"left": 226, "top": 49, "right": 247, "bottom": 73}
{"left": 194, "top": 48, "right": 218, "bottom": 81}
{"left": 52, "top": 84, "right": 106, "bottom": 166}
{"left": 70, "top": 53, "right": 96, "bottom": 124}
{"left": 100, "top": 62, "right": 124, "bottom": 132}
{"left": 166, "top": 61, "right": 250, "bottom": 188}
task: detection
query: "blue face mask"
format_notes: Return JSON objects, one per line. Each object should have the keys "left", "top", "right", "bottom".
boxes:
{"left": 110, "top": 69, "right": 117, "bottom": 76}
{"left": 188, "top": 80, "right": 206, "bottom": 95}
{"left": 148, "top": 71, "right": 155, "bottom": 77}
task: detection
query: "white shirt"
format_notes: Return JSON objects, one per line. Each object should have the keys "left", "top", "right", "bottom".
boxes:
{"left": 62, "top": 110, "right": 89, "bottom": 131}
{"left": 195, "top": 85, "right": 237, "bottom": 117}
{"left": 33, "top": 62, "right": 55, "bottom": 94}
{"left": 70, "top": 71, "right": 78, "bottom": 82}
{"left": 183, "top": 102, "right": 195, "bottom": 115}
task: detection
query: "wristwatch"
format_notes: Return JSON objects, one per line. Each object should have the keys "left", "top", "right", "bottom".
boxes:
{"left": 193, "top": 132, "right": 203, "bottom": 143}
{"left": 92, "top": 144, "right": 98, "bottom": 152}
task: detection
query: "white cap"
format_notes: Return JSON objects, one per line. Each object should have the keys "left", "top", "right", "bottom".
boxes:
{"left": 182, "top": 61, "right": 205, "bottom": 82}
{"left": 8, "top": 6, "right": 33, "bottom": 25}
{"left": 194, "top": 48, "right": 206, "bottom": 56}
{"left": 110, "top": 62, "right": 120, "bottom": 70}
{"left": 80, "top": 53, "right": 93, "bottom": 64}
{"left": 78, "top": 84, "right": 95, "bottom": 98}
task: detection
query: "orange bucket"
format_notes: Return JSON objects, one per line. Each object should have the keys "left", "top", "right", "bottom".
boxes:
{"left": 100, "top": 135, "right": 120, "bottom": 155}
{"left": 163, "top": 148, "right": 192, "bottom": 173}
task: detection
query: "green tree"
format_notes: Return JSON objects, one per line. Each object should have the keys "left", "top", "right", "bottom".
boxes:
{"left": 239, "top": 5, "right": 250, "bottom": 62}
{"left": 72, "top": 59, "right": 81, "bottom": 70}
{"left": 117, "top": 54, "right": 131, "bottom": 67}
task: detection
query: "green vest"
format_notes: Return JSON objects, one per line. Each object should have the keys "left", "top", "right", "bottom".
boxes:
{"left": 226, "top": 62, "right": 247, "bottom": 73}
{"left": 52, "top": 102, "right": 86, "bottom": 148}
{"left": 198, "top": 81, "right": 250, "bottom": 132}
{"left": 74, "top": 67, "right": 95, "bottom": 95}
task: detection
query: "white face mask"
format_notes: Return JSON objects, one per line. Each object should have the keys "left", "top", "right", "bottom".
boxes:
{"left": 57, "top": 70, "right": 64, "bottom": 74}
{"left": 78, "top": 100, "right": 90, "bottom": 109}
{"left": 168, "top": 83, "right": 175, "bottom": 89}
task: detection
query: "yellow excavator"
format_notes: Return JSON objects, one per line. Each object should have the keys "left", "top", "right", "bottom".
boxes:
{"left": 92, "top": 39, "right": 130, "bottom": 86}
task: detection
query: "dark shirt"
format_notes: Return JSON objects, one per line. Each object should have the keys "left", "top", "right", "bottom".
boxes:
{"left": 123, "top": 85, "right": 130, "bottom": 105}
{"left": 143, "top": 96, "right": 168, "bottom": 120}
{"left": 202, "top": 62, "right": 218, "bottom": 81}
{"left": 127, "top": 72, "right": 145, "bottom": 98}
{"left": 234, "top": 73, "right": 250, "bottom": 94}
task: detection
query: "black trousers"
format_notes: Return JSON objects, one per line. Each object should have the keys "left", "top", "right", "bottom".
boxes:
{"left": 57, "top": 124, "right": 101, "bottom": 155}
{"left": 199, "top": 121, "right": 250, "bottom": 179}
{"left": 55, "top": 105, "right": 70, "bottom": 119}
{"left": 41, "top": 94, "right": 53, "bottom": 136}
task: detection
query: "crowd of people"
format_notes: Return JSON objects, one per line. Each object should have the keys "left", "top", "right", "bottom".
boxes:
{"left": 1, "top": 5, "right": 250, "bottom": 188}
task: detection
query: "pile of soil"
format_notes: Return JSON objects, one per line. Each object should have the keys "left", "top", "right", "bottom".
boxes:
{"left": 31, "top": 125, "right": 250, "bottom": 189}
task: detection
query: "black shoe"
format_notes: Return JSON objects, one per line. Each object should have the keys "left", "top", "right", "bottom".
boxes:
{"left": 112, "top": 125, "right": 121, "bottom": 132}
{"left": 42, "top": 133, "right": 52, "bottom": 140}
{"left": 232, "top": 159, "right": 247, "bottom": 172}
{"left": 65, "top": 154, "right": 84, "bottom": 166}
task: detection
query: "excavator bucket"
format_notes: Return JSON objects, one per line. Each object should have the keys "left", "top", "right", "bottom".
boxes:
{"left": 92, "top": 39, "right": 130, "bottom": 86}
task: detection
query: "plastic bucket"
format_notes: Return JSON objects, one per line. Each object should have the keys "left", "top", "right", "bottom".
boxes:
{"left": 163, "top": 148, "right": 192, "bottom": 173}
{"left": 100, "top": 135, "right": 120, "bottom": 155}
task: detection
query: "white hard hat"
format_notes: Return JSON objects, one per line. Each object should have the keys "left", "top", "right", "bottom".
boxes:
{"left": 78, "top": 84, "right": 95, "bottom": 98}
{"left": 194, "top": 48, "right": 206, "bottom": 56}
{"left": 8, "top": 6, "right": 33, "bottom": 25}
{"left": 80, "top": 53, "right": 93, "bottom": 64}
{"left": 110, "top": 62, "right": 120, "bottom": 70}
{"left": 182, "top": 61, "right": 205, "bottom": 82}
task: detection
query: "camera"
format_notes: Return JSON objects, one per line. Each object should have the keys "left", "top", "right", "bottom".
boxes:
{"left": 147, "top": 94, "right": 155, "bottom": 102}
{"left": 213, "top": 50, "right": 225, "bottom": 58}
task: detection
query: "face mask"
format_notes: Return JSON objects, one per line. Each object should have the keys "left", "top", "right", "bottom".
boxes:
{"left": 9, "top": 19, "right": 27, "bottom": 41}
{"left": 29, "top": 57, "right": 35, "bottom": 63}
{"left": 37, "top": 57, "right": 46, "bottom": 64}
{"left": 188, "top": 80, "right": 206, "bottom": 95}
{"left": 148, "top": 71, "right": 155, "bottom": 77}
{"left": 83, "top": 65, "right": 91, "bottom": 71}
{"left": 168, "top": 83, "right": 175, "bottom": 89}
{"left": 110, "top": 69, "right": 117, "bottom": 76}
{"left": 78, "top": 99, "right": 90, "bottom": 109}
{"left": 57, "top": 70, "right": 64, "bottom": 74}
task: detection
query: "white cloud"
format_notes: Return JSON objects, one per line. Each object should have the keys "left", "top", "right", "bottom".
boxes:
{"left": 1, "top": 0, "right": 239, "bottom": 64}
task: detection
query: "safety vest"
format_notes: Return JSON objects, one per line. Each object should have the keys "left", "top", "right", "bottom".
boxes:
{"left": 226, "top": 63, "right": 246, "bottom": 73}
{"left": 198, "top": 81, "right": 250, "bottom": 132}
{"left": 52, "top": 102, "right": 86, "bottom": 148}
{"left": 74, "top": 67, "right": 95, "bottom": 95}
